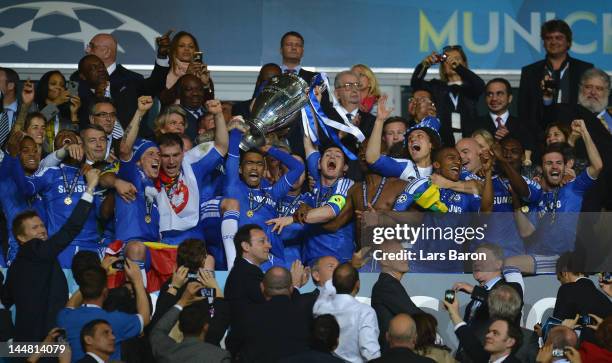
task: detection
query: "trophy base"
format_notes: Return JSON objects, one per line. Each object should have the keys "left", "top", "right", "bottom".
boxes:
{"left": 239, "top": 132, "right": 265, "bottom": 151}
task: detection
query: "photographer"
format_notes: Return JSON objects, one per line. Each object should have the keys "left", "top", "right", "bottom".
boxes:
{"left": 150, "top": 279, "right": 230, "bottom": 363}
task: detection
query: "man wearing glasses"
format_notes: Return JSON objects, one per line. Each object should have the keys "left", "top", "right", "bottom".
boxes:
{"left": 320, "top": 70, "right": 376, "bottom": 181}
{"left": 89, "top": 97, "right": 123, "bottom": 161}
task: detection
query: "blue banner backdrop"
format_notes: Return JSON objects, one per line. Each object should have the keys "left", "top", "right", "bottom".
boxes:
{"left": 0, "top": 1, "right": 610, "bottom": 69}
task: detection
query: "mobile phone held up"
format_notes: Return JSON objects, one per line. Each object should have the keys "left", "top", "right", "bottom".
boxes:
{"left": 192, "top": 51, "right": 203, "bottom": 63}
{"left": 444, "top": 289, "right": 455, "bottom": 304}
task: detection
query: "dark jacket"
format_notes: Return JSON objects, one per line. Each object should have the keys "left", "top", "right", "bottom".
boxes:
{"left": 75, "top": 354, "right": 103, "bottom": 363}
{"left": 468, "top": 114, "right": 535, "bottom": 152}
{"left": 0, "top": 197, "right": 92, "bottom": 342}
{"left": 463, "top": 278, "right": 523, "bottom": 329}
{"left": 221, "top": 257, "right": 265, "bottom": 354}
{"left": 411, "top": 63, "right": 486, "bottom": 146}
{"left": 278, "top": 349, "right": 345, "bottom": 363}
{"left": 518, "top": 56, "right": 593, "bottom": 134}
{"left": 553, "top": 277, "right": 612, "bottom": 320}
{"left": 456, "top": 324, "right": 521, "bottom": 363}
{"left": 369, "top": 347, "right": 436, "bottom": 363}
{"left": 371, "top": 273, "right": 424, "bottom": 350}
{"left": 234, "top": 295, "right": 311, "bottom": 363}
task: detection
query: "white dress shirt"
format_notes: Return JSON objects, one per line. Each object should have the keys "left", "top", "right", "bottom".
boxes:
{"left": 313, "top": 280, "right": 381, "bottom": 363}
{"left": 85, "top": 352, "right": 106, "bottom": 363}
{"left": 490, "top": 354, "right": 510, "bottom": 363}
{"left": 489, "top": 110, "right": 509, "bottom": 127}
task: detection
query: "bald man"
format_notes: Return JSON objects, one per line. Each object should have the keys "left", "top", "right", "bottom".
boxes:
{"left": 371, "top": 241, "right": 423, "bottom": 350}
{"left": 456, "top": 138, "right": 483, "bottom": 175}
{"left": 74, "top": 33, "right": 169, "bottom": 135}
{"left": 236, "top": 266, "right": 310, "bottom": 362}
{"left": 370, "top": 314, "right": 435, "bottom": 363}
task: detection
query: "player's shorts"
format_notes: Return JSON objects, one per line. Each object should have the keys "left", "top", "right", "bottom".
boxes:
{"left": 105, "top": 240, "right": 178, "bottom": 293}
{"left": 530, "top": 254, "right": 560, "bottom": 275}
{"left": 58, "top": 244, "right": 104, "bottom": 269}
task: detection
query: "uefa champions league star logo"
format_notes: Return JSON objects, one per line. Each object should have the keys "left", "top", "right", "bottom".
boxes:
{"left": 0, "top": 1, "right": 159, "bottom": 51}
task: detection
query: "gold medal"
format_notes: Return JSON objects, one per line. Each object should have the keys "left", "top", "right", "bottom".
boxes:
{"left": 520, "top": 205, "right": 529, "bottom": 213}
{"left": 246, "top": 210, "right": 254, "bottom": 218}
{"left": 145, "top": 215, "right": 152, "bottom": 224}
{"left": 64, "top": 196, "right": 73, "bottom": 205}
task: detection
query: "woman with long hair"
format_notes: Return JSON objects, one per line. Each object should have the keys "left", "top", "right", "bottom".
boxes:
{"left": 351, "top": 64, "right": 381, "bottom": 115}
{"left": 412, "top": 45, "right": 485, "bottom": 147}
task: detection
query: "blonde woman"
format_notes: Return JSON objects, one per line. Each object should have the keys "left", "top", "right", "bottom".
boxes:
{"left": 153, "top": 105, "right": 188, "bottom": 138}
{"left": 351, "top": 64, "right": 381, "bottom": 115}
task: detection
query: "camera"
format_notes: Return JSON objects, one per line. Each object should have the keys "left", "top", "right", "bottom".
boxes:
{"left": 435, "top": 53, "right": 448, "bottom": 63}
{"left": 444, "top": 289, "right": 455, "bottom": 304}
{"left": 56, "top": 328, "right": 67, "bottom": 343}
{"left": 543, "top": 79, "right": 559, "bottom": 90}
{"left": 111, "top": 258, "right": 125, "bottom": 271}
{"left": 579, "top": 315, "right": 592, "bottom": 326}
{"left": 66, "top": 80, "right": 79, "bottom": 97}
{"left": 199, "top": 287, "right": 216, "bottom": 298}
{"left": 192, "top": 51, "right": 203, "bottom": 63}
{"left": 551, "top": 348, "right": 565, "bottom": 357}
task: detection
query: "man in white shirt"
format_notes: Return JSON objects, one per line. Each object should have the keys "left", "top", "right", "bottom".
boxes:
{"left": 313, "top": 263, "right": 381, "bottom": 363}
{"left": 0, "top": 67, "right": 20, "bottom": 147}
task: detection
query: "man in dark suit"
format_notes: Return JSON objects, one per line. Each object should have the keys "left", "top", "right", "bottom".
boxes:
{"left": 177, "top": 74, "right": 209, "bottom": 141}
{"left": 553, "top": 252, "right": 612, "bottom": 320}
{"left": 222, "top": 224, "right": 270, "bottom": 355}
{"left": 297, "top": 255, "right": 339, "bottom": 314}
{"left": 232, "top": 63, "right": 282, "bottom": 120}
{"left": 445, "top": 297, "right": 522, "bottom": 363}
{"left": 370, "top": 314, "right": 435, "bottom": 363}
{"left": 371, "top": 240, "right": 423, "bottom": 351}
{"left": 71, "top": 33, "right": 169, "bottom": 97}
{"left": 280, "top": 314, "right": 346, "bottom": 363}
{"left": 235, "top": 266, "right": 310, "bottom": 362}
{"left": 76, "top": 319, "right": 116, "bottom": 363}
{"left": 0, "top": 168, "right": 100, "bottom": 342}
{"left": 453, "top": 244, "right": 523, "bottom": 331}
{"left": 518, "top": 19, "right": 593, "bottom": 136}
{"left": 469, "top": 78, "right": 534, "bottom": 159}
{"left": 87, "top": 97, "right": 123, "bottom": 160}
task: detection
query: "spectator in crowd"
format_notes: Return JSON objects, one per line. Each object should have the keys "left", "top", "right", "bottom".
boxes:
{"left": 77, "top": 33, "right": 169, "bottom": 98}
{"left": 223, "top": 224, "right": 271, "bottom": 354}
{"left": 280, "top": 314, "right": 346, "bottom": 363}
{"left": 578, "top": 315, "right": 612, "bottom": 362}
{"left": 88, "top": 97, "right": 123, "bottom": 160}
{"left": 77, "top": 319, "right": 115, "bottom": 363}
{"left": 406, "top": 87, "right": 438, "bottom": 127}
{"left": 472, "top": 128, "right": 495, "bottom": 154}
{"left": 370, "top": 313, "right": 436, "bottom": 363}
{"left": 19, "top": 112, "right": 46, "bottom": 153}
{"left": 150, "top": 280, "right": 230, "bottom": 363}
{"left": 26, "top": 327, "right": 73, "bottom": 363}
{"left": 234, "top": 266, "right": 311, "bottom": 362}
{"left": 536, "top": 325, "right": 581, "bottom": 363}
{"left": 313, "top": 263, "right": 381, "bottom": 362}
{"left": 351, "top": 64, "right": 381, "bottom": 115}
{"left": 453, "top": 244, "right": 523, "bottom": 330}
{"left": 598, "top": 272, "right": 612, "bottom": 297}
{"left": 471, "top": 78, "right": 534, "bottom": 165}
{"left": 160, "top": 31, "right": 214, "bottom": 106}
{"left": 0, "top": 168, "right": 100, "bottom": 342}
{"left": 578, "top": 68, "right": 611, "bottom": 130}
{"left": 413, "top": 313, "right": 456, "bottom": 363}
{"left": 153, "top": 105, "right": 188, "bottom": 139}
{"left": 552, "top": 252, "right": 612, "bottom": 320}
{"left": 412, "top": 45, "right": 486, "bottom": 146}
{"left": 506, "top": 119, "right": 603, "bottom": 274}
{"left": 381, "top": 116, "right": 409, "bottom": 151}
{"left": 233, "top": 63, "right": 282, "bottom": 120}
{"left": 445, "top": 296, "right": 522, "bottom": 363}
{"left": 176, "top": 74, "right": 211, "bottom": 140}
{"left": 545, "top": 122, "right": 573, "bottom": 146}
{"left": 296, "top": 256, "right": 340, "bottom": 314}
{"left": 34, "top": 70, "right": 81, "bottom": 152}
{"left": 518, "top": 19, "right": 593, "bottom": 135}
{"left": 0, "top": 67, "right": 25, "bottom": 147}
{"left": 371, "top": 240, "right": 423, "bottom": 350}
{"left": 58, "top": 258, "right": 150, "bottom": 362}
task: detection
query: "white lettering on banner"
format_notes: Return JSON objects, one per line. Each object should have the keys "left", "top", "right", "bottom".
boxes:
{"left": 420, "top": 10, "right": 612, "bottom": 55}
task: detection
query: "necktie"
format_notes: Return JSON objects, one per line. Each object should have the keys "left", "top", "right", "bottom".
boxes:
{"left": 0, "top": 111, "right": 10, "bottom": 146}
{"left": 495, "top": 116, "right": 503, "bottom": 128}
{"left": 598, "top": 114, "right": 610, "bottom": 132}
{"left": 346, "top": 113, "right": 353, "bottom": 122}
